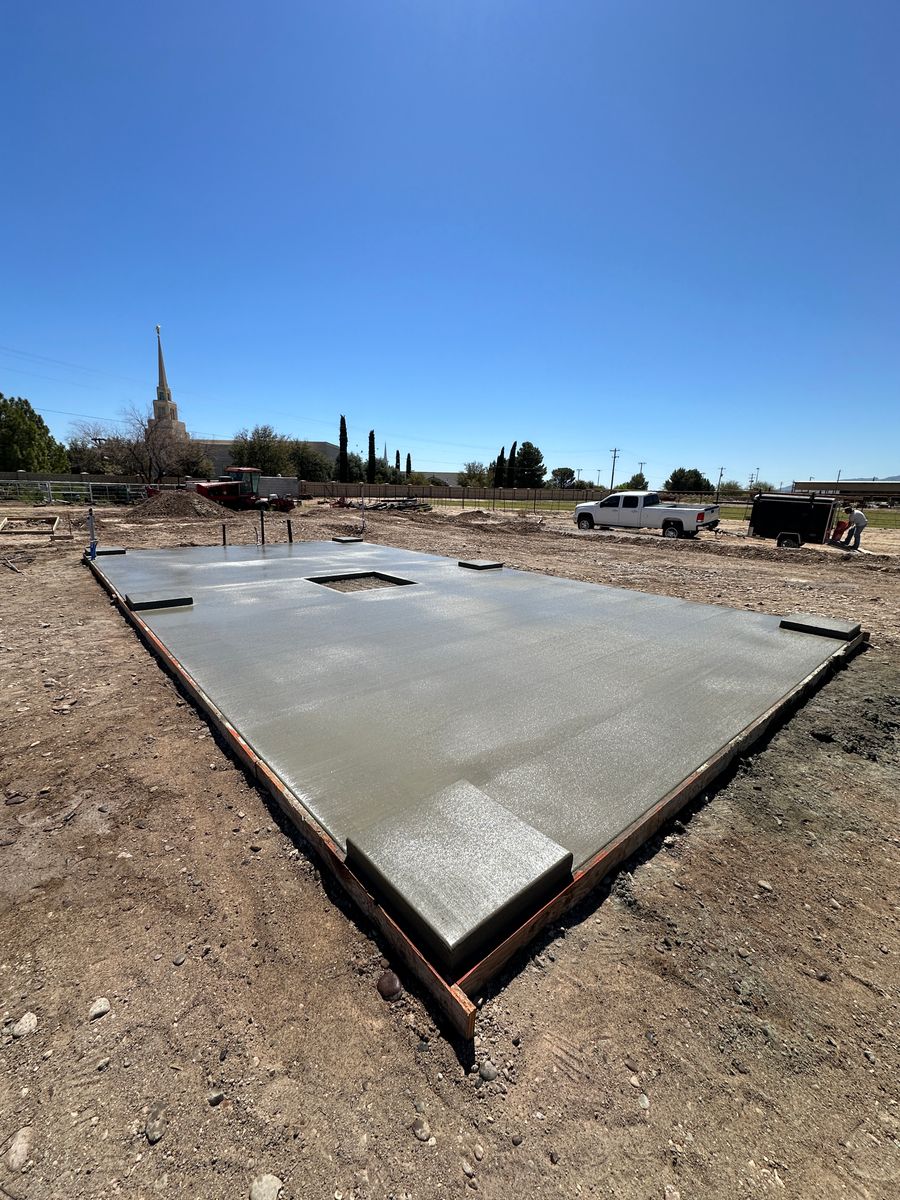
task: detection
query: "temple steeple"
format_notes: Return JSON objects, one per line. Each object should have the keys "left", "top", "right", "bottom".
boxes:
{"left": 156, "top": 324, "right": 171, "bottom": 404}
{"left": 148, "top": 324, "right": 187, "bottom": 436}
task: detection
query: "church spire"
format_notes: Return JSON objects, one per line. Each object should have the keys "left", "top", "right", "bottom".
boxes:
{"left": 156, "top": 324, "right": 171, "bottom": 404}
{"left": 148, "top": 324, "right": 186, "bottom": 437}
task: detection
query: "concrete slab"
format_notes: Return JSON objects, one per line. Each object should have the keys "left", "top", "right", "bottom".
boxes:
{"left": 458, "top": 559, "right": 504, "bottom": 570}
{"left": 347, "top": 780, "right": 573, "bottom": 969}
{"left": 90, "top": 541, "right": 861, "bottom": 974}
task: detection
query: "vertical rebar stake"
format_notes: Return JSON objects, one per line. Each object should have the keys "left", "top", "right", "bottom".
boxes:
{"left": 222, "top": 523, "right": 227, "bottom": 547}
{"left": 287, "top": 519, "right": 293, "bottom": 544}
{"left": 87, "top": 507, "right": 97, "bottom": 560}
{"left": 260, "top": 507, "right": 266, "bottom": 545}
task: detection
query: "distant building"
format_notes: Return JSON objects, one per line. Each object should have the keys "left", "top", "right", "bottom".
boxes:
{"left": 793, "top": 479, "right": 899, "bottom": 502}
{"left": 147, "top": 326, "right": 187, "bottom": 438}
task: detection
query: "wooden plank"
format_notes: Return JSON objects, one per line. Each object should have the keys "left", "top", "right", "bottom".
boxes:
{"left": 455, "top": 631, "right": 867, "bottom": 996}
{"left": 86, "top": 559, "right": 477, "bottom": 1039}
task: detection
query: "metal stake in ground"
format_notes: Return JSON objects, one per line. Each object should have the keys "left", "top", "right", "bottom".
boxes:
{"left": 259, "top": 506, "right": 266, "bottom": 545}
{"left": 286, "top": 519, "right": 293, "bottom": 544}
{"left": 222, "top": 523, "right": 227, "bottom": 547}
{"left": 87, "top": 507, "right": 97, "bottom": 560}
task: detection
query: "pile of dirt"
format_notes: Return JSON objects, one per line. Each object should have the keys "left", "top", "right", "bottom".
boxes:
{"left": 124, "top": 490, "right": 235, "bottom": 522}
{"left": 449, "top": 508, "right": 496, "bottom": 523}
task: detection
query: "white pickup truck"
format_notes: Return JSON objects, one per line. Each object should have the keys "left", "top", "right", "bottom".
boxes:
{"left": 573, "top": 491, "right": 721, "bottom": 539}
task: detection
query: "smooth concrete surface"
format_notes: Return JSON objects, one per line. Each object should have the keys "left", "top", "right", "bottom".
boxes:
{"left": 780, "top": 613, "right": 861, "bottom": 639}
{"left": 346, "top": 780, "right": 573, "bottom": 969}
{"left": 93, "top": 541, "right": 857, "bottom": 964}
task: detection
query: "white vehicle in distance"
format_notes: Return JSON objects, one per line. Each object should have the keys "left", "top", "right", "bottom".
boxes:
{"left": 573, "top": 491, "right": 721, "bottom": 539}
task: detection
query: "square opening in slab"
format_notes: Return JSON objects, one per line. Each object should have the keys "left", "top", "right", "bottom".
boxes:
{"left": 308, "top": 571, "right": 415, "bottom": 593}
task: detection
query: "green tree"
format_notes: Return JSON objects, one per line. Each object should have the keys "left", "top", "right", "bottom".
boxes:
{"left": 664, "top": 466, "right": 713, "bottom": 492}
{"left": 0, "top": 395, "right": 69, "bottom": 471}
{"left": 617, "top": 471, "right": 649, "bottom": 491}
{"left": 173, "top": 443, "right": 214, "bottom": 480}
{"left": 231, "top": 425, "right": 293, "bottom": 475}
{"left": 338, "top": 415, "right": 349, "bottom": 482}
{"left": 550, "top": 466, "right": 575, "bottom": 489}
{"left": 405, "top": 452, "right": 411, "bottom": 480}
{"left": 505, "top": 440, "right": 518, "bottom": 487}
{"left": 366, "top": 430, "right": 376, "bottom": 484}
{"left": 293, "top": 440, "right": 333, "bottom": 481}
{"left": 458, "top": 461, "right": 488, "bottom": 487}
{"left": 719, "top": 478, "right": 744, "bottom": 494}
{"left": 516, "top": 441, "right": 546, "bottom": 487}
{"left": 346, "top": 451, "right": 364, "bottom": 482}
{"left": 491, "top": 447, "right": 506, "bottom": 488}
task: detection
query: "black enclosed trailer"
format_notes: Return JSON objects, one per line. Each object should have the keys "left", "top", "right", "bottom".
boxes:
{"left": 749, "top": 492, "right": 838, "bottom": 548}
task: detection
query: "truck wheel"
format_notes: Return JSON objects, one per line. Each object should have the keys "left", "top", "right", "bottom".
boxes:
{"left": 776, "top": 533, "right": 801, "bottom": 549}
{"left": 662, "top": 523, "right": 681, "bottom": 539}
{"left": 577, "top": 515, "right": 594, "bottom": 530}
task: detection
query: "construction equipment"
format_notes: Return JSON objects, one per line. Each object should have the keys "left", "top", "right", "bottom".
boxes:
{"left": 194, "top": 467, "right": 295, "bottom": 512}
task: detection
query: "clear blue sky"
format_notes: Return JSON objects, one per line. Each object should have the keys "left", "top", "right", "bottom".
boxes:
{"left": 2, "top": 1, "right": 898, "bottom": 487}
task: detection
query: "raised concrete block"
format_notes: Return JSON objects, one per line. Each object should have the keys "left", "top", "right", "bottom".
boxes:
{"left": 458, "top": 559, "right": 503, "bottom": 570}
{"left": 780, "top": 613, "right": 861, "bottom": 640}
{"left": 125, "top": 594, "right": 193, "bottom": 612}
{"left": 347, "top": 781, "right": 573, "bottom": 970}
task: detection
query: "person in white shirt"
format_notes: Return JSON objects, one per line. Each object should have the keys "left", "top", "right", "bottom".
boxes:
{"left": 840, "top": 506, "right": 868, "bottom": 551}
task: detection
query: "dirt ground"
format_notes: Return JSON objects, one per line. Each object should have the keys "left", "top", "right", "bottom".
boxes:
{"left": 1, "top": 502, "right": 898, "bottom": 1200}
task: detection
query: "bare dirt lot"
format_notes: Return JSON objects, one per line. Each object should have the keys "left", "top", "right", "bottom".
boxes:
{"left": 2, "top": 503, "right": 898, "bottom": 1200}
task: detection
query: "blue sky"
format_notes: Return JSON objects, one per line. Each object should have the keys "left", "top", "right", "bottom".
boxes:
{"left": 2, "top": 1, "right": 898, "bottom": 486}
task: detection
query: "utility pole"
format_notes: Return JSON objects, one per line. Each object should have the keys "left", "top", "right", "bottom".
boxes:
{"left": 638, "top": 460, "right": 646, "bottom": 478}
{"left": 609, "top": 448, "right": 620, "bottom": 491}
{"left": 596, "top": 470, "right": 601, "bottom": 486}
{"left": 716, "top": 466, "right": 725, "bottom": 503}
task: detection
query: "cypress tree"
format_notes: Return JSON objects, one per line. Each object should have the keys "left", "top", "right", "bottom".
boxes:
{"left": 395, "top": 450, "right": 400, "bottom": 472}
{"left": 493, "top": 447, "right": 506, "bottom": 488}
{"left": 366, "top": 430, "right": 376, "bottom": 484}
{"left": 405, "top": 452, "right": 411, "bottom": 479}
{"left": 506, "top": 440, "right": 518, "bottom": 488}
{"left": 338, "top": 415, "right": 348, "bottom": 482}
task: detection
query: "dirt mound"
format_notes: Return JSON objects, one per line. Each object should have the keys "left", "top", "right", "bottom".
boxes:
{"left": 449, "top": 508, "right": 495, "bottom": 523}
{"left": 124, "top": 490, "right": 234, "bottom": 522}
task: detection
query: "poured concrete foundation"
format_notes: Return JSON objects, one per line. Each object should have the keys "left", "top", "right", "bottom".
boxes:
{"left": 90, "top": 541, "right": 861, "bottom": 981}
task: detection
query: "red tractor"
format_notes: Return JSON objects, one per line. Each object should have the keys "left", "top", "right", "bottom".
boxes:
{"left": 194, "top": 467, "right": 295, "bottom": 512}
